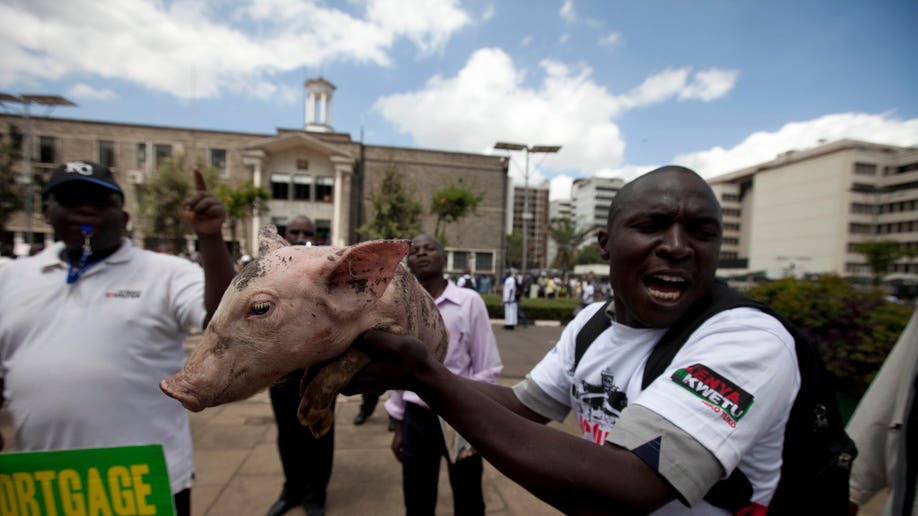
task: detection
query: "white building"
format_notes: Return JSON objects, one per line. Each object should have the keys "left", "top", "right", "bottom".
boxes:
{"left": 709, "top": 139, "right": 918, "bottom": 282}
{"left": 571, "top": 176, "right": 625, "bottom": 234}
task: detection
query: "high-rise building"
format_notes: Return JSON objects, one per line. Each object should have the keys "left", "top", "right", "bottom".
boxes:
{"left": 571, "top": 176, "right": 626, "bottom": 234}
{"left": 709, "top": 139, "right": 918, "bottom": 282}
{"left": 512, "top": 184, "right": 550, "bottom": 270}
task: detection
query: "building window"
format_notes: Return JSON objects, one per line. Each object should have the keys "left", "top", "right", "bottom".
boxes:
{"left": 271, "top": 173, "right": 290, "bottom": 200}
{"left": 475, "top": 252, "right": 493, "bottom": 272}
{"left": 721, "top": 193, "right": 739, "bottom": 202}
{"left": 210, "top": 148, "right": 227, "bottom": 177}
{"left": 854, "top": 162, "right": 877, "bottom": 176}
{"left": 316, "top": 176, "right": 334, "bottom": 202}
{"left": 98, "top": 141, "right": 115, "bottom": 168}
{"left": 293, "top": 175, "right": 311, "bottom": 200}
{"left": 296, "top": 159, "right": 309, "bottom": 170}
{"left": 452, "top": 251, "right": 469, "bottom": 271}
{"left": 850, "top": 203, "right": 874, "bottom": 215}
{"left": 315, "top": 219, "right": 331, "bottom": 245}
{"left": 136, "top": 143, "right": 147, "bottom": 168}
{"left": 849, "top": 223, "right": 873, "bottom": 234}
{"left": 722, "top": 208, "right": 741, "bottom": 217}
{"left": 154, "top": 144, "right": 172, "bottom": 169}
{"left": 724, "top": 222, "right": 740, "bottom": 231}
{"left": 38, "top": 136, "right": 56, "bottom": 163}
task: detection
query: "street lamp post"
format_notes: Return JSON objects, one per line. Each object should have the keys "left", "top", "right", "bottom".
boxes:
{"left": 0, "top": 94, "right": 75, "bottom": 247}
{"left": 495, "top": 141, "right": 561, "bottom": 272}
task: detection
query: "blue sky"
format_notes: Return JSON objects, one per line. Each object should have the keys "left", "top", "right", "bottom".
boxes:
{"left": 2, "top": 0, "right": 916, "bottom": 199}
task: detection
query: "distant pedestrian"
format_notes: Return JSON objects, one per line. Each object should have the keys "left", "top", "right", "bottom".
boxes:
{"left": 580, "top": 274, "right": 596, "bottom": 308}
{"left": 477, "top": 274, "right": 492, "bottom": 295}
{"left": 502, "top": 270, "right": 517, "bottom": 330}
{"left": 457, "top": 269, "right": 477, "bottom": 290}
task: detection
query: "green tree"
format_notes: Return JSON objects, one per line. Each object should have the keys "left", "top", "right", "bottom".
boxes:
{"left": 574, "top": 242, "right": 603, "bottom": 265}
{"left": 357, "top": 164, "right": 422, "bottom": 240}
{"left": 430, "top": 181, "right": 484, "bottom": 245}
{"left": 505, "top": 230, "right": 523, "bottom": 269}
{"left": 548, "top": 216, "right": 595, "bottom": 271}
{"left": 214, "top": 179, "right": 270, "bottom": 259}
{"left": 139, "top": 158, "right": 194, "bottom": 254}
{"left": 0, "top": 124, "right": 24, "bottom": 229}
{"left": 855, "top": 240, "right": 910, "bottom": 286}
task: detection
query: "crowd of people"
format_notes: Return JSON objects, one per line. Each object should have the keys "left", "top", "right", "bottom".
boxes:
{"left": 452, "top": 269, "right": 612, "bottom": 303}
{"left": 1, "top": 160, "right": 915, "bottom": 515}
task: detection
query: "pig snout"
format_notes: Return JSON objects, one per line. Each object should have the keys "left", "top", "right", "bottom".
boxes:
{"left": 160, "top": 374, "right": 208, "bottom": 412}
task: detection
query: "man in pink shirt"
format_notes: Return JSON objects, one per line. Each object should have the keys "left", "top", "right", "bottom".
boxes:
{"left": 385, "top": 233, "right": 503, "bottom": 515}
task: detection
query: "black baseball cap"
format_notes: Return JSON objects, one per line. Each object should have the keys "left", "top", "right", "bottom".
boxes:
{"left": 42, "top": 160, "right": 124, "bottom": 198}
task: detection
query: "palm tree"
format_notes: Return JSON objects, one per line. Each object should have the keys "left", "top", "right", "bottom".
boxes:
{"left": 548, "top": 216, "right": 595, "bottom": 272}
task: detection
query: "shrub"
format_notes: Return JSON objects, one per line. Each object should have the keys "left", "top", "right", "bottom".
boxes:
{"left": 746, "top": 274, "right": 912, "bottom": 397}
{"left": 481, "top": 294, "right": 581, "bottom": 323}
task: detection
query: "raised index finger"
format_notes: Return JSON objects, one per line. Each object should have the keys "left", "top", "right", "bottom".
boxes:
{"left": 193, "top": 167, "right": 207, "bottom": 192}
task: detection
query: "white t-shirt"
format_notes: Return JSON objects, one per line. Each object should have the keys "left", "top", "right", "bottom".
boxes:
{"left": 516, "top": 301, "right": 799, "bottom": 513}
{"left": 0, "top": 239, "right": 206, "bottom": 494}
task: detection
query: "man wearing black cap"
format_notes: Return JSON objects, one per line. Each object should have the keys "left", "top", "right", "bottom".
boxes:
{"left": 0, "top": 160, "right": 236, "bottom": 516}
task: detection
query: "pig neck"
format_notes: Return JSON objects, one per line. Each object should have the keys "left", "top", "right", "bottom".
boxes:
{"left": 419, "top": 276, "right": 447, "bottom": 299}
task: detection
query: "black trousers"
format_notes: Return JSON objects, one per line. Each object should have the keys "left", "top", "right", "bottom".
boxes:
{"left": 269, "top": 370, "right": 335, "bottom": 508}
{"left": 174, "top": 488, "right": 189, "bottom": 516}
{"left": 360, "top": 391, "right": 381, "bottom": 416}
{"left": 402, "top": 403, "right": 485, "bottom": 516}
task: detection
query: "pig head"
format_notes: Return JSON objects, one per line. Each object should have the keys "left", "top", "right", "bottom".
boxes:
{"left": 161, "top": 225, "right": 448, "bottom": 437}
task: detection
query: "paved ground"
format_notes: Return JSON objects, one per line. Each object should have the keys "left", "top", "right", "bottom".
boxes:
{"left": 1, "top": 320, "right": 888, "bottom": 515}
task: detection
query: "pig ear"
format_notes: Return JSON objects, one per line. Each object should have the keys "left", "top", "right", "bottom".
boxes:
{"left": 258, "top": 225, "right": 289, "bottom": 257}
{"left": 326, "top": 240, "right": 410, "bottom": 306}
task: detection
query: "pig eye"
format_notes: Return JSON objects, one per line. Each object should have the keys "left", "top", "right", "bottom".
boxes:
{"left": 249, "top": 302, "right": 272, "bottom": 315}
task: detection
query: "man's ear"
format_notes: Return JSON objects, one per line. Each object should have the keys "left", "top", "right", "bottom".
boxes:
{"left": 597, "top": 230, "right": 611, "bottom": 261}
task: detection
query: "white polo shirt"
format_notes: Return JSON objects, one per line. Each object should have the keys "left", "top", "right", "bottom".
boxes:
{"left": 0, "top": 239, "right": 206, "bottom": 494}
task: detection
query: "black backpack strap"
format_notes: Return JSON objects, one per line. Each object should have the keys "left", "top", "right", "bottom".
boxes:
{"left": 642, "top": 281, "right": 749, "bottom": 388}
{"left": 574, "top": 299, "right": 613, "bottom": 371}
{"left": 639, "top": 281, "right": 759, "bottom": 511}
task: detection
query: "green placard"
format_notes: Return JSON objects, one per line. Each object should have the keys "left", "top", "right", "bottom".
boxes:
{"left": 0, "top": 444, "right": 174, "bottom": 516}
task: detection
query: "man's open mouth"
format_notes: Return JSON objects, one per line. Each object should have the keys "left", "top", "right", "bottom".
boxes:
{"left": 644, "top": 274, "right": 687, "bottom": 301}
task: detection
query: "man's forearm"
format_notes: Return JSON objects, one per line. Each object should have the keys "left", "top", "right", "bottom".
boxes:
{"left": 413, "top": 362, "right": 672, "bottom": 514}
{"left": 195, "top": 232, "right": 235, "bottom": 323}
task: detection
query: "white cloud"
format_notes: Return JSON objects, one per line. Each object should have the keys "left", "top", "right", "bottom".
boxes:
{"left": 366, "top": 0, "right": 470, "bottom": 55}
{"left": 598, "top": 32, "right": 621, "bottom": 47}
{"left": 560, "top": 0, "right": 576, "bottom": 22}
{"left": 673, "top": 112, "right": 918, "bottom": 178}
{"left": 482, "top": 4, "right": 495, "bottom": 21}
{"left": 560, "top": 33, "right": 570, "bottom": 44}
{"left": 374, "top": 48, "right": 740, "bottom": 188}
{"left": 0, "top": 0, "right": 470, "bottom": 99}
{"left": 617, "top": 67, "right": 740, "bottom": 111}
{"left": 678, "top": 68, "right": 740, "bottom": 102}
{"left": 521, "top": 35, "right": 533, "bottom": 46}
{"left": 67, "top": 83, "right": 117, "bottom": 100}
